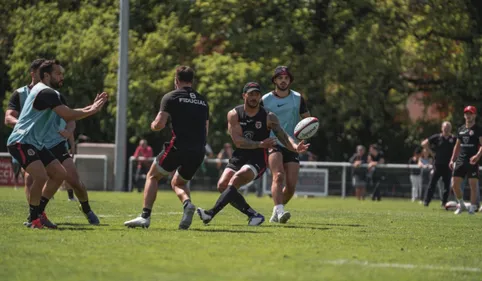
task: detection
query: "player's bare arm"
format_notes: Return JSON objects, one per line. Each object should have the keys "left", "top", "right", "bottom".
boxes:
{"left": 228, "top": 110, "right": 275, "bottom": 149}
{"left": 469, "top": 136, "right": 482, "bottom": 165}
{"left": 206, "top": 120, "right": 209, "bottom": 137}
{"left": 151, "top": 111, "right": 169, "bottom": 131}
{"left": 4, "top": 109, "right": 19, "bottom": 127}
{"left": 267, "top": 112, "right": 309, "bottom": 153}
{"left": 449, "top": 139, "right": 461, "bottom": 170}
{"left": 53, "top": 92, "right": 108, "bottom": 121}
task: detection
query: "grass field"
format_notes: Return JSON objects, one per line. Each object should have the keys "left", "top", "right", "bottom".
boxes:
{"left": 0, "top": 188, "right": 481, "bottom": 281}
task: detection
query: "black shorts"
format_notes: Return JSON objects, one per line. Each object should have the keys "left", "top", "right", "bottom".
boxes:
{"left": 268, "top": 145, "right": 300, "bottom": 163}
{"left": 453, "top": 162, "right": 479, "bottom": 179}
{"left": 155, "top": 142, "right": 205, "bottom": 181}
{"left": 49, "top": 141, "right": 71, "bottom": 163}
{"left": 7, "top": 143, "right": 56, "bottom": 169}
{"left": 225, "top": 150, "right": 268, "bottom": 180}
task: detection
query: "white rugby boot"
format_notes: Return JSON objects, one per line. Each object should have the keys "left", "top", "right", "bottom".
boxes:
{"left": 124, "top": 216, "right": 150, "bottom": 228}
{"left": 278, "top": 211, "right": 291, "bottom": 223}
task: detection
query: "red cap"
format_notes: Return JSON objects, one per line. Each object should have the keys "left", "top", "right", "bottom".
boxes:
{"left": 464, "top": 106, "right": 477, "bottom": 114}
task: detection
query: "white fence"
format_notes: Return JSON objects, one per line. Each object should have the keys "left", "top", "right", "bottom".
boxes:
{"left": 0, "top": 152, "right": 108, "bottom": 191}
{"left": 127, "top": 156, "right": 473, "bottom": 199}
{"left": 1, "top": 151, "right": 479, "bottom": 199}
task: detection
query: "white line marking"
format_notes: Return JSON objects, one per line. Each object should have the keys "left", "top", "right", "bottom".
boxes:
{"left": 321, "top": 259, "right": 481, "bottom": 273}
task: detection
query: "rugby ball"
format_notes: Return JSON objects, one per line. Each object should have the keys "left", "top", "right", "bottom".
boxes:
{"left": 294, "top": 117, "right": 319, "bottom": 140}
{"left": 444, "top": 201, "right": 471, "bottom": 211}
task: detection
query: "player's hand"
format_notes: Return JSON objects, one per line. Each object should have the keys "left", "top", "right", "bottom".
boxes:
{"left": 58, "top": 130, "right": 72, "bottom": 138}
{"left": 91, "top": 95, "right": 108, "bottom": 112}
{"left": 449, "top": 161, "right": 455, "bottom": 170}
{"left": 259, "top": 138, "right": 277, "bottom": 149}
{"left": 294, "top": 140, "right": 310, "bottom": 153}
{"left": 353, "top": 160, "right": 361, "bottom": 168}
{"left": 151, "top": 121, "right": 162, "bottom": 131}
{"left": 470, "top": 155, "right": 480, "bottom": 165}
{"left": 94, "top": 92, "right": 108, "bottom": 103}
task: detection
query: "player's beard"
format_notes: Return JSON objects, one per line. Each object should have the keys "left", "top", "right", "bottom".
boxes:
{"left": 247, "top": 99, "right": 259, "bottom": 108}
{"left": 276, "top": 83, "right": 289, "bottom": 91}
{"left": 51, "top": 79, "right": 63, "bottom": 89}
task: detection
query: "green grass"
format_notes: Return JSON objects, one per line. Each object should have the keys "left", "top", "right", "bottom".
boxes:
{"left": 0, "top": 188, "right": 481, "bottom": 281}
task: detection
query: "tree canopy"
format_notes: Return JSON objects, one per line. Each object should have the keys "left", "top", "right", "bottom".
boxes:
{"left": 1, "top": 0, "right": 482, "bottom": 162}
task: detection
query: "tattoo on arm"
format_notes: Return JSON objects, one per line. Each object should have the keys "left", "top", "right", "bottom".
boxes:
{"left": 268, "top": 113, "right": 294, "bottom": 150}
{"left": 228, "top": 110, "right": 260, "bottom": 149}
{"left": 237, "top": 139, "right": 260, "bottom": 149}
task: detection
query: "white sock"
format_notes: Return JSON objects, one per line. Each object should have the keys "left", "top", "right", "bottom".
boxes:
{"left": 275, "top": 204, "right": 284, "bottom": 214}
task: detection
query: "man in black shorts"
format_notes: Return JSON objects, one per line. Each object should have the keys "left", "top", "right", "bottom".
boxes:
{"left": 449, "top": 106, "right": 482, "bottom": 215}
{"left": 5, "top": 58, "right": 45, "bottom": 202}
{"left": 422, "top": 121, "right": 456, "bottom": 207}
{"left": 196, "top": 82, "right": 308, "bottom": 226}
{"left": 7, "top": 60, "right": 108, "bottom": 228}
{"left": 124, "top": 66, "right": 209, "bottom": 230}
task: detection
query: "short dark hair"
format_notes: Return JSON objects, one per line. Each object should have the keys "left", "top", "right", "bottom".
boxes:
{"left": 39, "top": 60, "right": 61, "bottom": 79}
{"left": 30, "top": 58, "right": 46, "bottom": 72}
{"left": 175, "top": 66, "right": 194, "bottom": 83}
{"left": 369, "top": 144, "right": 379, "bottom": 151}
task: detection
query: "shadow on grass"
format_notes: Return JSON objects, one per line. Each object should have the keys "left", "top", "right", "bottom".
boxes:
{"left": 111, "top": 227, "right": 268, "bottom": 234}
{"left": 189, "top": 228, "right": 268, "bottom": 234}
{"left": 56, "top": 227, "right": 95, "bottom": 231}
{"left": 257, "top": 224, "right": 331, "bottom": 231}
{"left": 301, "top": 222, "right": 366, "bottom": 228}
{"left": 56, "top": 222, "right": 110, "bottom": 227}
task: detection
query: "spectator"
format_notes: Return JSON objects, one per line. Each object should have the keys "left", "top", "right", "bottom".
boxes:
{"left": 350, "top": 145, "right": 368, "bottom": 200}
{"left": 133, "top": 139, "right": 153, "bottom": 192}
{"left": 408, "top": 147, "right": 422, "bottom": 202}
{"left": 418, "top": 147, "right": 433, "bottom": 200}
{"left": 367, "top": 144, "right": 385, "bottom": 201}
{"left": 216, "top": 143, "right": 233, "bottom": 171}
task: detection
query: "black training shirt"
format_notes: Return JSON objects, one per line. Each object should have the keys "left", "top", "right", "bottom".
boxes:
{"left": 160, "top": 87, "right": 209, "bottom": 150}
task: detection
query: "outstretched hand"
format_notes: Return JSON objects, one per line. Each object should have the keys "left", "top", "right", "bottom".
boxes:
{"left": 92, "top": 92, "right": 108, "bottom": 112}
{"left": 295, "top": 140, "right": 310, "bottom": 153}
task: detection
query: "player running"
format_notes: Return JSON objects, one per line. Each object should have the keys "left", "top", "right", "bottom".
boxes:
{"left": 449, "top": 106, "right": 482, "bottom": 215}
{"left": 7, "top": 59, "right": 108, "bottom": 228}
{"left": 261, "top": 66, "right": 311, "bottom": 223}
{"left": 197, "top": 82, "right": 308, "bottom": 226}
{"left": 124, "top": 66, "right": 209, "bottom": 230}
{"left": 5, "top": 58, "right": 45, "bottom": 203}
{"left": 35, "top": 63, "right": 100, "bottom": 227}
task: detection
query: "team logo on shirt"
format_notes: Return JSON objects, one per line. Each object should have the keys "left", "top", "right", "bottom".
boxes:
{"left": 469, "top": 130, "right": 474, "bottom": 136}
{"left": 449, "top": 138, "right": 454, "bottom": 143}
{"left": 463, "top": 136, "right": 470, "bottom": 144}
{"left": 255, "top": 121, "right": 262, "bottom": 129}
{"left": 244, "top": 131, "right": 254, "bottom": 139}
{"left": 27, "top": 149, "right": 35, "bottom": 156}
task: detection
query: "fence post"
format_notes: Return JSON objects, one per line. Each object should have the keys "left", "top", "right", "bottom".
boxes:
{"left": 341, "top": 165, "right": 347, "bottom": 199}
{"left": 128, "top": 157, "right": 133, "bottom": 192}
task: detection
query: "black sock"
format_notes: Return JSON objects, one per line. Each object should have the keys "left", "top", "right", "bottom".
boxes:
{"left": 141, "top": 208, "right": 151, "bottom": 219}
{"left": 183, "top": 199, "right": 192, "bottom": 209}
{"left": 39, "top": 196, "right": 50, "bottom": 214}
{"left": 209, "top": 185, "right": 240, "bottom": 216}
{"left": 230, "top": 191, "right": 258, "bottom": 217}
{"left": 29, "top": 204, "right": 40, "bottom": 221}
{"left": 80, "top": 201, "right": 92, "bottom": 214}
{"left": 67, "top": 189, "right": 74, "bottom": 199}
